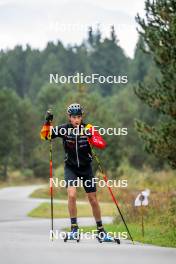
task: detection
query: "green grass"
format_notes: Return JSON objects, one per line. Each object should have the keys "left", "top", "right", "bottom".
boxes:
{"left": 28, "top": 202, "right": 116, "bottom": 218}
{"left": 77, "top": 223, "right": 176, "bottom": 248}
{"left": 0, "top": 169, "right": 47, "bottom": 189}
{"left": 0, "top": 180, "right": 44, "bottom": 189}
{"left": 29, "top": 185, "right": 122, "bottom": 202}
{"left": 28, "top": 202, "right": 176, "bottom": 248}
{"left": 30, "top": 186, "right": 86, "bottom": 200}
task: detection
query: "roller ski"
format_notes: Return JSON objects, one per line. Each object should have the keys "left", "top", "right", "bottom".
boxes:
{"left": 64, "top": 225, "right": 80, "bottom": 243}
{"left": 96, "top": 229, "right": 120, "bottom": 244}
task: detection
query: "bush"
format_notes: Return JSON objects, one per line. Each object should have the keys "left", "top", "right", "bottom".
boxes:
{"left": 21, "top": 168, "right": 34, "bottom": 180}
{"left": 33, "top": 160, "right": 49, "bottom": 179}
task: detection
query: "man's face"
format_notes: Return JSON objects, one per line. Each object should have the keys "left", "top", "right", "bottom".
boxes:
{"left": 69, "top": 115, "right": 82, "bottom": 127}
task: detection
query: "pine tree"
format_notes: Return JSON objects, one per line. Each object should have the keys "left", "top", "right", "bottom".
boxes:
{"left": 88, "top": 26, "right": 93, "bottom": 47}
{"left": 132, "top": 36, "right": 152, "bottom": 82}
{"left": 110, "top": 25, "right": 117, "bottom": 44}
{"left": 134, "top": 0, "right": 176, "bottom": 168}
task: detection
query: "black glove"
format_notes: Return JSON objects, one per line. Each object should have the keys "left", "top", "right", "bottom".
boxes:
{"left": 45, "top": 110, "right": 53, "bottom": 122}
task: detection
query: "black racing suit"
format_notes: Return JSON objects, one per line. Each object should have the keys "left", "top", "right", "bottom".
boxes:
{"left": 51, "top": 122, "right": 96, "bottom": 193}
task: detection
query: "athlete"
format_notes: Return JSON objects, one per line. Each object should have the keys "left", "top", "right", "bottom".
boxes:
{"left": 40, "top": 103, "right": 113, "bottom": 241}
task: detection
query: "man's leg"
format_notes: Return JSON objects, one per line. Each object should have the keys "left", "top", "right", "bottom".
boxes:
{"left": 67, "top": 186, "right": 77, "bottom": 218}
{"left": 87, "top": 192, "right": 106, "bottom": 233}
{"left": 82, "top": 165, "right": 106, "bottom": 235}
{"left": 67, "top": 186, "right": 78, "bottom": 231}
{"left": 65, "top": 164, "right": 79, "bottom": 232}
{"left": 87, "top": 192, "right": 101, "bottom": 221}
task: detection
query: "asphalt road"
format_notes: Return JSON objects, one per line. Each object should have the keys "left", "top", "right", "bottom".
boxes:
{"left": 0, "top": 185, "right": 175, "bottom": 264}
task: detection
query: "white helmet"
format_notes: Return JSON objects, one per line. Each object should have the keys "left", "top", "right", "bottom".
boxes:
{"left": 67, "top": 103, "right": 84, "bottom": 115}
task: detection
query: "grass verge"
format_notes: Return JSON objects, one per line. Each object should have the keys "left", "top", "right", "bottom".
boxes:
{"left": 69, "top": 223, "right": 176, "bottom": 248}
{"left": 28, "top": 202, "right": 116, "bottom": 218}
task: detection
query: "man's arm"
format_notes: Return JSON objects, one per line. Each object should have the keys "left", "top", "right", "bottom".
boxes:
{"left": 40, "top": 123, "right": 67, "bottom": 140}
{"left": 50, "top": 124, "right": 67, "bottom": 139}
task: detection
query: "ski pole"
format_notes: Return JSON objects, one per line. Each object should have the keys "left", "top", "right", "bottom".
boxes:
{"left": 49, "top": 138, "right": 54, "bottom": 241}
{"left": 90, "top": 147, "right": 134, "bottom": 244}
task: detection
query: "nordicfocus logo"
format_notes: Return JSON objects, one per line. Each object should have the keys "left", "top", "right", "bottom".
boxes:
{"left": 49, "top": 229, "right": 128, "bottom": 241}
{"left": 49, "top": 178, "right": 128, "bottom": 189}
{"left": 49, "top": 72, "right": 128, "bottom": 84}
{"left": 51, "top": 125, "right": 128, "bottom": 137}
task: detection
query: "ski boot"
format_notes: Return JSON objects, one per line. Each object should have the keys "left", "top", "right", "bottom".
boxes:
{"left": 96, "top": 229, "right": 120, "bottom": 244}
{"left": 64, "top": 225, "right": 80, "bottom": 242}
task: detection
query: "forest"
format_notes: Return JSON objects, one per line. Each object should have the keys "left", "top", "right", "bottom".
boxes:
{"left": 0, "top": 0, "right": 175, "bottom": 182}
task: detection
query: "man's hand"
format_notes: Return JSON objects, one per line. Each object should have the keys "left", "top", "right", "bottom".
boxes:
{"left": 45, "top": 109, "right": 53, "bottom": 123}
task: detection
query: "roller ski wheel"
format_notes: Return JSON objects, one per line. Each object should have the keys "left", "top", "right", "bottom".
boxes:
{"left": 96, "top": 236, "right": 103, "bottom": 243}
{"left": 64, "top": 231, "right": 80, "bottom": 243}
{"left": 114, "top": 237, "right": 121, "bottom": 244}
{"left": 96, "top": 233, "right": 120, "bottom": 244}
